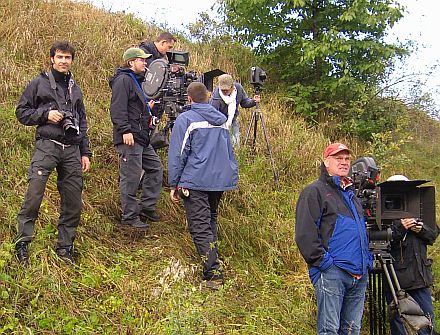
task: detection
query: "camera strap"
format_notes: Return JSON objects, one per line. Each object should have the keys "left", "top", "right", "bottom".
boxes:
{"left": 47, "top": 71, "right": 63, "bottom": 112}
{"left": 47, "top": 71, "right": 74, "bottom": 111}
{"left": 128, "top": 72, "right": 152, "bottom": 116}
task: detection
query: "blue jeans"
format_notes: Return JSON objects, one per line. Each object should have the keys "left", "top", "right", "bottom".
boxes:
{"left": 314, "top": 264, "right": 368, "bottom": 335}
{"left": 230, "top": 118, "right": 240, "bottom": 147}
{"left": 386, "top": 287, "right": 435, "bottom": 335}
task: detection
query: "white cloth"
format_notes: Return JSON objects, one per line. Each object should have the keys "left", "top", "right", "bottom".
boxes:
{"left": 219, "top": 87, "right": 237, "bottom": 128}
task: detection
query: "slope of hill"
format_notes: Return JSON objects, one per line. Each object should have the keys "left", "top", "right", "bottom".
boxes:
{"left": 1, "top": 0, "right": 439, "bottom": 334}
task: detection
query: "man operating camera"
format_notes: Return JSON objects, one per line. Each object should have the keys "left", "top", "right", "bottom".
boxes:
{"left": 384, "top": 175, "right": 439, "bottom": 335}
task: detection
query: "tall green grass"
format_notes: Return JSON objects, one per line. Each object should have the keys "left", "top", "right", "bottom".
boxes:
{"left": 1, "top": 0, "right": 440, "bottom": 333}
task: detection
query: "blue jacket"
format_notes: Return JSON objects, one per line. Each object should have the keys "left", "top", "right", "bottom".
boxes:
{"left": 168, "top": 102, "right": 238, "bottom": 191}
{"left": 295, "top": 164, "right": 373, "bottom": 284}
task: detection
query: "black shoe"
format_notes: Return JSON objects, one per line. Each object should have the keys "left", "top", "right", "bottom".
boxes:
{"left": 121, "top": 218, "right": 150, "bottom": 229}
{"left": 15, "top": 242, "right": 29, "bottom": 266}
{"left": 140, "top": 210, "right": 161, "bottom": 222}
{"left": 56, "top": 246, "right": 75, "bottom": 265}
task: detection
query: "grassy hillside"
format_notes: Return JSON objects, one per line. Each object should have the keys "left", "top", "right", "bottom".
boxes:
{"left": 1, "top": 0, "right": 440, "bottom": 334}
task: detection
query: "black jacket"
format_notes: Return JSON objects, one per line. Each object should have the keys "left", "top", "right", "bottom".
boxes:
{"left": 16, "top": 69, "right": 92, "bottom": 157}
{"left": 390, "top": 219, "right": 439, "bottom": 290}
{"left": 295, "top": 163, "right": 372, "bottom": 284}
{"left": 109, "top": 68, "right": 151, "bottom": 147}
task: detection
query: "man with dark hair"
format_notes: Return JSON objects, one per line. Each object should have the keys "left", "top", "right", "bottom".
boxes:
{"left": 139, "top": 32, "right": 177, "bottom": 66}
{"left": 168, "top": 82, "right": 238, "bottom": 289}
{"left": 15, "top": 40, "right": 92, "bottom": 265}
{"left": 295, "top": 143, "right": 373, "bottom": 335}
{"left": 109, "top": 47, "right": 163, "bottom": 229}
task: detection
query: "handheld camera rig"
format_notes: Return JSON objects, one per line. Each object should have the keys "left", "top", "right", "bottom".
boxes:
{"left": 142, "top": 51, "right": 224, "bottom": 148}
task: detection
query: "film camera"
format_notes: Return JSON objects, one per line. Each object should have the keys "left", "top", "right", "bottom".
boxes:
{"left": 349, "top": 157, "right": 435, "bottom": 334}
{"left": 142, "top": 50, "right": 223, "bottom": 124}
{"left": 349, "top": 157, "right": 436, "bottom": 251}
{"left": 249, "top": 66, "right": 267, "bottom": 95}
{"left": 61, "top": 110, "right": 79, "bottom": 136}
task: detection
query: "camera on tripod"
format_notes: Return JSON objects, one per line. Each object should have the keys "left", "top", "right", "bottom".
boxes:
{"left": 349, "top": 157, "right": 436, "bottom": 252}
{"left": 250, "top": 66, "right": 267, "bottom": 95}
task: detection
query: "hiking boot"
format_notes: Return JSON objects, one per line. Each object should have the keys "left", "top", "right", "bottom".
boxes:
{"left": 121, "top": 218, "right": 150, "bottom": 229}
{"left": 56, "top": 246, "right": 75, "bottom": 265}
{"left": 16, "top": 242, "right": 29, "bottom": 266}
{"left": 139, "top": 210, "right": 161, "bottom": 222}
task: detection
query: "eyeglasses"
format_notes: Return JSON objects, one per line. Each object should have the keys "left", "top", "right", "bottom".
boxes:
{"left": 330, "top": 156, "right": 351, "bottom": 162}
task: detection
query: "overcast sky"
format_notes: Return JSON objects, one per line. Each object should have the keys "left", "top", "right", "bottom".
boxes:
{"left": 82, "top": 0, "right": 439, "bottom": 111}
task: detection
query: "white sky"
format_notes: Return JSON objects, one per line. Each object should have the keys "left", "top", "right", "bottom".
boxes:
{"left": 82, "top": 0, "right": 439, "bottom": 111}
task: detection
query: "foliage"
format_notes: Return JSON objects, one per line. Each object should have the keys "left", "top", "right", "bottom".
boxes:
{"left": 221, "top": 0, "right": 409, "bottom": 138}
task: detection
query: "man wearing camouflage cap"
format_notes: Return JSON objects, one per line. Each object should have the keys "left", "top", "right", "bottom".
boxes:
{"left": 109, "top": 47, "right": 163, "bottom": 229}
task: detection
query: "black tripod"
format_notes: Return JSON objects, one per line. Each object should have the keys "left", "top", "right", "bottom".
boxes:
{"left": 368, "top": 237, "right": 432, "bottom": 335}
{"left": 244, "top": 86, "right": 279, "bottom": 182}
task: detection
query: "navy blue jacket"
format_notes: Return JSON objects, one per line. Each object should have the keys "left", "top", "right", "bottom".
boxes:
{"left": 16, "top": 69, "right": 91, "bottom": 157}
{"left": 210, "top": 83, "right": 256, "bottom": 121}
{"left": 109, "top": 68, "right": 151, "bottom": 147}
{"left": 168, "top": 102, "right": 238, "bottom": 191}
{"left": 295, "top": 164, "right": 373, "bottom": 284}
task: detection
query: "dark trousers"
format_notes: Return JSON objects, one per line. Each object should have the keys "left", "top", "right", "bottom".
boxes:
{"left": 183, "top": 190, "right": 223, "bottom": 280}
{"left": 16, "top": 139, "right": 83, "bottom": 248}
{"left": 386, "top": 287, "right": 436, "bottom": 334}
{"left": 116, "top": 143, "right": 163, "bottom": 221}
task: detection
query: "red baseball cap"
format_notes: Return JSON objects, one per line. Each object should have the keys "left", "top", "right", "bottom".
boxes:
{"left": 323, "top": 143, "right": 352, "bottom": 158}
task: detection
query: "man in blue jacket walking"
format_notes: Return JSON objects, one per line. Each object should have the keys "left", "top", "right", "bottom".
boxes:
{"left": 168, "top": 82, "right": 238, "bottom": 289}
{"left": 295, "top": 143, "right": 373, "bottom": 335}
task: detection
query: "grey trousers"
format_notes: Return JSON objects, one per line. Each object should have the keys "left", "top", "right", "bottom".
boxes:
{"left": 16, "top": 139, "right": 83, "bottom": 248}
{"left": 116, "top": 143, "right": 163, "bottom": 221}
{"left": 183, "top": 190, "right": 223, "bottom": 280}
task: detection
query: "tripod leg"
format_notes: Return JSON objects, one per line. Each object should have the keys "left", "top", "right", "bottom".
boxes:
{"left": 244, "top": 111, "right": 257, "bottom": 147}
{"left": 258, "top": 112, "right": 279, "bottom": 181}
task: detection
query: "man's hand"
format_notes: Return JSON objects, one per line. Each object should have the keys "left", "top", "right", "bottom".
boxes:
{"left": 401, "top": 218, "right": 422, "bottom": 233}
{"left": 123, "top": 133, "right": 134, "bottom": 146}
{"left": 253, "top": 95, "right": 261, "bottom": 103}
{"left": 81, "top": 156, "right": 90, "bottom": 172}
{"left": 48, "top": 109, "right": 64, "bottom": 123}
{"left": 170, "top": 189, "right": 180, "bottom": 203}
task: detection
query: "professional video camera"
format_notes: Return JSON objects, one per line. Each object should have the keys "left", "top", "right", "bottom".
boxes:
{"left": 143, "top": 50, "right": 224, "bottom": 125}
{"left": 142, "top": 51, "right": 223, "bottom": 149}
{"left": 349, "top": 157, "right": 436, "bottom": 252}
{"left": 349, "top": 157, "right": 434, "bottom": 334}
{"left": 249, "top": 66, "right": 267, "bottom": 95}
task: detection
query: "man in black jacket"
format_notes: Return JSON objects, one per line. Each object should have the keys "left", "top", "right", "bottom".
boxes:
{"left": 139, "top": 32, "right": 176, "bottom": 67}
{"left": 15, "top": 41, "right": 92, "bottom": 265}
{"left": 109, "top": 47, "right": 163, "bottom": 229}
{"left": 386, "top": 175, "right": 439, "bottom": 335}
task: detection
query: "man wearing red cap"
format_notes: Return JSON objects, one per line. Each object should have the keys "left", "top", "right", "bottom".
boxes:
{"left": 295, "top": 143, "right": 372, "bottom": 335}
